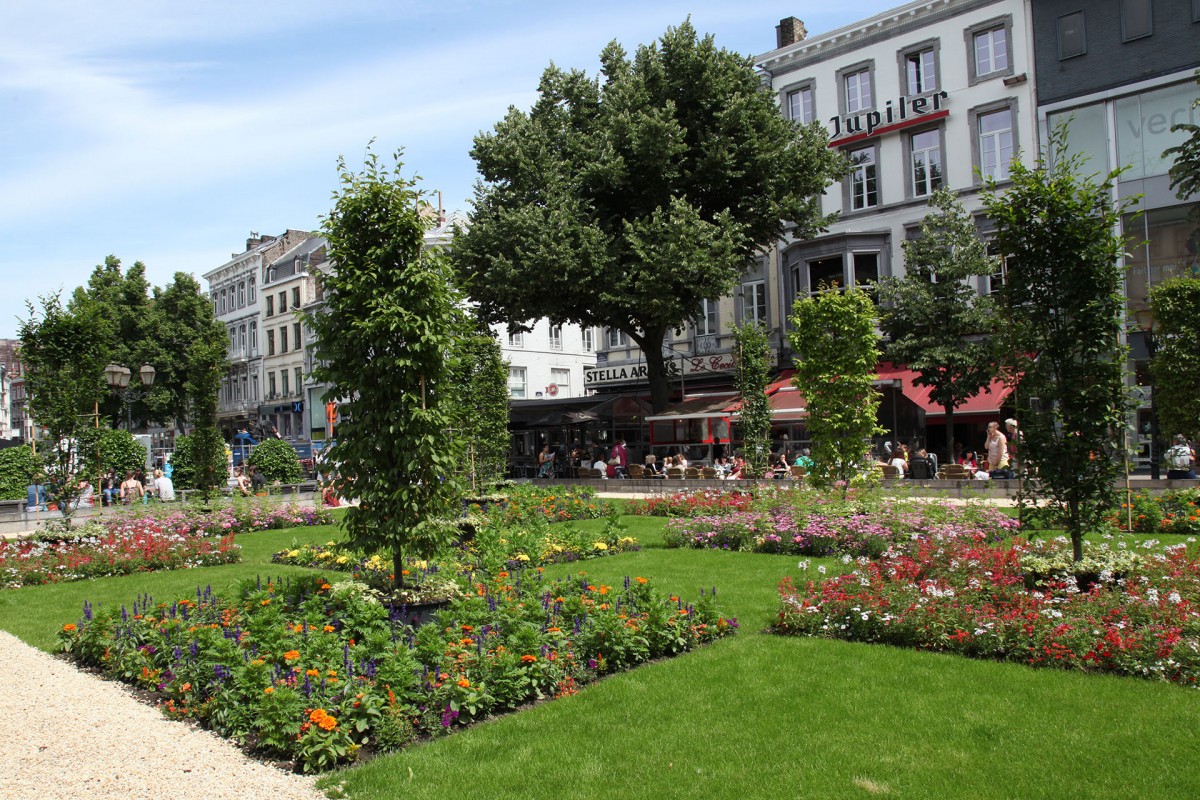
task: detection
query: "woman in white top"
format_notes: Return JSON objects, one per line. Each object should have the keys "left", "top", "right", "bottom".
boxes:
{"left": 888, "top": 455, "right": 907, "bottom": 477}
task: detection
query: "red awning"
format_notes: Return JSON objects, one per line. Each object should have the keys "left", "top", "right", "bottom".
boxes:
{"left": 765, "top": 369, "right": 797, "bottom": 395}
{"left": 875, "top": 362, "right": 1010, "bottom": 419}
{"left": 769, "top": 387, "right": 807, "bottom": 419}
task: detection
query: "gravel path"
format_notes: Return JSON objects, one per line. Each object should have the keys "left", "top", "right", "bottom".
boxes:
{"left": 0, "top": 631, "right": 328, "bottom": 800}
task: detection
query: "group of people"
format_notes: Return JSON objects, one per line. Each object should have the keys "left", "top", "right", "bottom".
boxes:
{"left": 881, "top": 419, "right": 1021, "bottom": 480}
{"left": 99, "top": 468, "right": 176, "bottom": 505}
{"left": 231, "top": 465, "right": 268, "bottom": 496}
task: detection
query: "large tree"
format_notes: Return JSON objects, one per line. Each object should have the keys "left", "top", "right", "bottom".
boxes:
{"left": 983, "top": 128, "right": 1131, "bottom": 563}
{"left": 19, "top": 293, "right": 108, "bottom": 523}
{"left": 309, "top": 149, "right": 463, "bottom": 592}
{"left": 877, "top": 188, "right": 998, "bottom": 466}
{"left": 788, "top": 286, "right": 884, "bottom": 495}
{"left": 68, "top": 260, "right": 225, "bottom": 430}
{"left": 455, "top": 20, "right": 844, "bottom": 412}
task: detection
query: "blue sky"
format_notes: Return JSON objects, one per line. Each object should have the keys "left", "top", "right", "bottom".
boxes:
{"left": 0, "top": 0, "right": 900, "bottom": 339}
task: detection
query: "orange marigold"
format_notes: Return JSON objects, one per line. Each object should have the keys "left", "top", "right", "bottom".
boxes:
{"left": 457, "top": 678, "right": 470, "bottom": 688}
{"left": 319, "top": 715, "right": 337, "bottom": 731}
{"left": 521, "top": 654, "right": 537, "bottom": 663}
{"left": 62, "top": 623, "right": 77, "bottom": 632}
{"left": 284, "top": 650, "right": 301, "bottom": 661}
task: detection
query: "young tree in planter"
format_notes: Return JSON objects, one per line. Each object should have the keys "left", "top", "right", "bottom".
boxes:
{"left": 184, "top": 335, "right": 228, "bottom": 502}
{"left": 877, "top": 188, "right": 998, "bottom": 466}
{"left": 733, "top": 320, "right": 772, "bottom": 478}
{"left": 446, "top": 313, "right": 510, "bottom": 493}
{"left": 454, "top": 20, "right": 844, "bottom": 413}
{"left": 788, "top": 286, "right": 884, "bottom": 495}
{"left": 983, "top": 128, "right": 1132, "bottom": 564}
{"left": 19, "top": 293, "right": 107, "bottom": 522}
{"left": 247, "top": 438, "right": 303, "bottom": 485}
{"left": 309, "top": 148, "right": 463, "bottom": 593}
{"left": 1149, "top": 278, "right": 1200, "bottom": 440}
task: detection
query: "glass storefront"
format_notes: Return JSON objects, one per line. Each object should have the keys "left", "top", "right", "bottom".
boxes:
{"left": 1124, "top": 204, "right": 1200, "bottom": 312}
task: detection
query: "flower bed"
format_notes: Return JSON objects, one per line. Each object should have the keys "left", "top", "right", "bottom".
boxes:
{"left": 1, "top": 521, "right": 240, "bottom": 588}
{"left": 489, "top": 485, "right": 606, "bottom": 525}
{"left": 59, "top": 570, "right": 737, "bottom": 772}
{"left": 627, "top": 489, "right": 755, "bottom": 518}
{"left": 774, "top": 532, "right": 1200, "bottom": 687}
{"left": 102, "top": 500, "right": 333, "bottom": 538}
{"left": 665, "top": 499, "right": 1018, "bottom": 557}
{"left": 1118, "top": 488, "right": 1200, "bottom": 536}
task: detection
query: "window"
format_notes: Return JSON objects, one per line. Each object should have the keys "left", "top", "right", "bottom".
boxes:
{"left": 292, "top": 287, "right": 301, "bottom": 308}
{"left": 551, "top": 368, "right": 571, "bottom": 396}
{"left": 281, "top": 370, "right": 289, "bottom": 398}
{"left": 911, "top": 129, "right": 943, "bottom": 197}
{"left": 848, "top": 147, "right": 878, "bottom": 210}
{"left": 279, "top": 291, "right": 287, "bottom": 314}
{"left": 508, "top": 366, "right": 527, "bottom": 399}
{"left": 607, "top": 328, "right": 628, "bottom": 349}
{"left": 267, "top": 329, "right": 276, "bottom": 356}
{"left": 238, "top": 282, "right": 246, "bottom": 307}
{"left": 251, "top": 374, "right": 259, "bottom": 401}
{"left": 281, "top": 413, "right": 292, "bottom": 438}
{"left": 295, "top": 367, "right": 303, "bottom": 392}
{"left": 786, "top": 85, "right": 814, "bottom": 124}
{"left": 978, "top": 107, "right": 1014, "bottom": 182}
{"left": 1058, "top": 11, "right": 1086, "bottom": 59}
{"left": 741, "top": 281, "right": 767, "bottom": 324}
{"left": 549, "top": 324, "right": 563, "bottom": 351}
{"left": 266, "top": 295, "right": 274, "bottom": 317}
{"left": 808, "top": 256, "right": 844, "bottom": 295}
{"left": 280, "top": 326, "right": 288, "bottom": 353}
{"left": 854, "top": 253, "right": 879, "bottom": 288}
{"left": 508, "top": 329, "right": 524, "bottom": 348}
{"left": 1122, "top": 0, "right": 1152, "bottom": 40}
{"left": 268, "top": 372, "right": 277, "bottom": 398}
{"left": 250, "top": 322, "right": 258, "bottom": 355}
{"left": 238, "top": 324, "right": 247, "bottom": 354}
{"left": 905, "top": 49, "right": 937, "bottom": 95}
{"left": 696, "top": 299, "right": 718, "bottom": 336}
{"left": 582, "top": 327, "right": 594, "bottom": 352}
{"left": 293, "top": 322, "right": 302, "bottom": 348}
{"left": 965, "top": 17, "right": 1014, "bottom": 86}
{"left": 843, "top": 68, "right": 873, "bottom": 113}
{"left": 248, "top": 277, "right": 256, "bottom": 302}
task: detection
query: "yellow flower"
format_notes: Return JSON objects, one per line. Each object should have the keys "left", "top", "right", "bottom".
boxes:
{"left": 336, "top": 555, "right": 349, "bottom": 564}
{"left": 287, "top": 550, "right": 300, "bottom": 558}
{"left": 516, "top": 553, "right": 530, "bottom": 562}
{"left": 593, "top": 542, "right": 608, "bottom": 551}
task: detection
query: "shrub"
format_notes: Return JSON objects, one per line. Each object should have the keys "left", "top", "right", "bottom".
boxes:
{"left": 247, "top": 438, "right": 303, "bottom": 484}
{"left": 169, "top": 433, "right": 228, "bottom": 491}
{"left": 0, "top": 445, "right": 40, "bottom": 500}
{"left": 79, "top": 427, "right": 148, "bottom": 479}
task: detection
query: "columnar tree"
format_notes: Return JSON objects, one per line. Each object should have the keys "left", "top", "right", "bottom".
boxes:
{"left": 1149, "top": 278, "right": 1200, "bottom": 440}
{"left": 788, "top": 286, "right": 884, "bottom": 494}
{"left": 310, "top": 149, "right": 463, "bottom": 591}
{"left": 455, "top": 20, "right": 844, "bottom": 412}
{"left": 732, "top": 320, "right": 772, "bottom": 477}
{"left": 877, "top": 188, "right": 998, "bottom": 465}
{"left": 983, "top": 128, "right": 1131, "bottom": 563}
{"left": 446, "top": 313, "right": 510, "bottom": 493}
{"left": 184, "top": 334, "right": 229, "bottom": 502}
{"left": 19, "top": 294, "right": 108, "bottom": 521}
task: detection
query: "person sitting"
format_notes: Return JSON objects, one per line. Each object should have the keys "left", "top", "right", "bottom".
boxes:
{"left": 713, "top": 456, "right": 729, "bottom": 478}
{"left": 772, "top": 453, "right": 790, "bottom": 479}
{"left": 887, "top": 453, "right": 907, "bottom": 477}
{"left": 675, "top": 452, "right": 689, "bottom": 470}
{"left": 726, "top": 457, "right": 745, "bottom": 480}
{"left": 1165, "top": 434, "right": 1197, "bottom": 480}
{"left": 72, "top": 479, "right": 95, "bottom": 510}
{"left": 643, "top": 454, "right": 665, "bottom": 478}
{"left": 233, "top": 466, "right": 251, "bottom": 496}
{"left": 592, "top": 451, "right": 609, "bottom": 479}
{"left": 907, "top": 449, "right": 933, "bottom": 480}
{"left": 249, "top": 465, "right": 267, "bottom": 493}
{"left": 154, "top": 469, "right": 176, "bottom": 502}
{"left": 793, "top": 449, "right": 815, "bottom": 469}
{"left": 119, "top": 471, "right": 143, "bottom": 505}
{"left": 536, "top": 445, "right": 556, "bottom": 479}
{"left": 321, "top": 479, "right": 341, "bottom": 507}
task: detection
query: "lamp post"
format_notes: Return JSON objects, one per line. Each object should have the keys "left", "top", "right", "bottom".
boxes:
{"left": 104, "top": 363, "right": 156, "bottom": 432}
{"left": 1134, "top": 310, "right": 1159, "bottom": 479}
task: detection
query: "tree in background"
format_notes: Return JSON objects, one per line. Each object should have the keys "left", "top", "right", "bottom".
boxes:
{"left": 877, "top": 188, "right": 998, "bottom": 466}
{"left": 1149, "top": 278, "right": 1200, "bottom": 440}
{"left": 983, "top": 128, "right": 1131, "bottom": 564}
{"left": 310, "top": 148, "right": 463, "bottom": 593}
{"left": 446, "top": 313, "right": 511, "bottom": 493}
{"left": 788, "top": 286, "right": 884, "bottom": 495}
{"left": 732, "top": 320, "right": 772, "bottom": 478}
{"left": 247, "top": 438, "right": 302, "bottom": 485}
{"left": 68, "top": 259, "right": 225, "bottom": 431}
{"left": 19, "top": 294, "right": 108, "bottom": 522}
{"left": 78, "top": 427, "right": 147, "bottom": 481}
{"left": 455, "top": 20, "right": 844, "bottom": 413}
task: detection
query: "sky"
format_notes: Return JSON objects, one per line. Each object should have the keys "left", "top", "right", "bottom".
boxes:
{"left": 0, "top": 0, "right": 902, "bottom": 339}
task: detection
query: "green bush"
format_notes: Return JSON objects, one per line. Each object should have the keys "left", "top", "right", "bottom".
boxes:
{"left": 169, "top": 433, "right": 227, "bottom": 491}
{"left": 248, "top": 438, "right": 302, "bottom": 484}
{"left": 79, "top": 427, "right": 147, "bottom": 479}
{"left": 0, "top": 445, "right": 41, "bottom": 500}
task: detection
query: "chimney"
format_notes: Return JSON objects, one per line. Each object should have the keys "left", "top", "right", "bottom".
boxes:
{"left": 246, "top": 231, "right": 262, "bottom": 251}
{"left": 776, "top": 17, "right": 807, "bottom": 48}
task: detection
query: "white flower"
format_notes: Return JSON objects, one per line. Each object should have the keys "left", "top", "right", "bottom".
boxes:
{"left": 1168, "top": 591, "right": 1182, "bottom": 605}
{"left": 817, "top": 565, "right": 827, "bottom": 575}
{"left": 797, "top": 560, "right": 810, "bottom": 571}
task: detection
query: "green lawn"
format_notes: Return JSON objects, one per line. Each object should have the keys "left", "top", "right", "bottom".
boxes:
{"left": 3, "top": 512, "right": 1199, "bottom": 799}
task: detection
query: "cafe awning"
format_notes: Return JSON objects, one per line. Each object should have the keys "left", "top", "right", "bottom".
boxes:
{"left": 645, "top": 393, "right": 738, "bottom": 422}
{"left": 874, "top": 362, "right": 1010, "bottom": 420}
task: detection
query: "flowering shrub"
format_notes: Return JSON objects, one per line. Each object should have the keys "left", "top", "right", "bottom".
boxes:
{"left": 490, "top": 485, "right": 606, "bottom": 525}
{"left": 59, "top": 570, "right": 737, "bottom": 772}
{"left": 1, "top": 523, "right": 240, "bottom": 588}
{"left": 627, "top": 490, "right": 756, "bottom": 518}
{"left": 774, "top": 532, "right": 1200, "bottom": 687}
{"left": 1115, "top": 489, "right": 1200, "bottom": 536}
{"left": 665, "top": 499, "right": 1018, "bottom": 557}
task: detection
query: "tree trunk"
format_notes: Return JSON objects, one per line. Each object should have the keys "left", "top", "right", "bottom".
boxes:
{"left": 944, "top": 404, "right": 955, "bottom": 473}
{"left": 639, "top": 327, "right": 671, "bottom": 414}
{"left": 393, "top": 546, "right": 405, "bottom": 592}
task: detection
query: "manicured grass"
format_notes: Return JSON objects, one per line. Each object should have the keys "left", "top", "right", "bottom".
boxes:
{"left": 6, "top": 509, "right": 1200, "bottom": 799}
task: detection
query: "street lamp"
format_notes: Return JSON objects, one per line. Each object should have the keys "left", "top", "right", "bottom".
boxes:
{"left": 105, "top": 363, "right": 156, "bottom": 432}
{"left": 1134, "top": 309, "right": 1159, "bottom": 480}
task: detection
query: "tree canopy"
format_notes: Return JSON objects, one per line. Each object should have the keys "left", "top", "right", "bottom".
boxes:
{"left": 877, "top": 188, "right": 998, "bottom": 465}
{"left": 983, "top": 127, "right": 1130, "bottom": 563}
{"left": 454, "top": 20, "right": 844, "bottom": 412}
